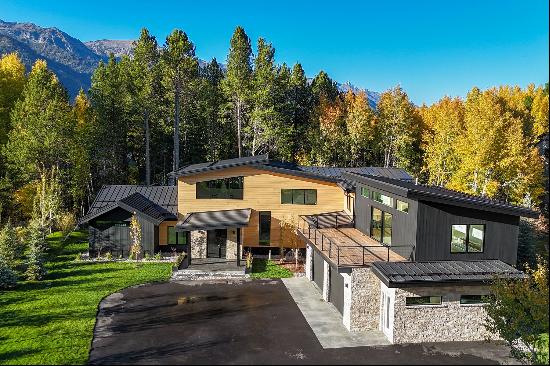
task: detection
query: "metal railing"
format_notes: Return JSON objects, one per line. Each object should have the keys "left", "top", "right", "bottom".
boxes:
{"left": 298, "top": 214, "right": 410, "bottom": 266}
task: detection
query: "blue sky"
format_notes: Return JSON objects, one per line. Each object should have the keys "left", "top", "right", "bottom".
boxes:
{"left": 1, "top": 0, "right": 548, "bottom": 104}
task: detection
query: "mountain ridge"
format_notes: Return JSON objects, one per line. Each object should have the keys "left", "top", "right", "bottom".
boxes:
{"left": 0, "top": 19, "right": 379, "bottom": 107}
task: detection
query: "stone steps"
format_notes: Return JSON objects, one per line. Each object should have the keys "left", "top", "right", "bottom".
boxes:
{"left": 171, "top": 269, "right": 249, "bottom": 281}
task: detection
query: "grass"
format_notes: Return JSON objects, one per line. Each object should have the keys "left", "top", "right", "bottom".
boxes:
{"left": 250, "top": 259, "right": 294, "bottom": 279}
{"left": 0, "top": 231, "right": 172, "bottom": 365}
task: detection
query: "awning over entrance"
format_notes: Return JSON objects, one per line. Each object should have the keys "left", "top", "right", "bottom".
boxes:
{"left": 176, "top": 208, "right": 252, "bottom": 231}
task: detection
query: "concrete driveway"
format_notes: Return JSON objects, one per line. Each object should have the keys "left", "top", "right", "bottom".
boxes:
{"left": 88, "top": 280, "right": 516, "bottom": 365}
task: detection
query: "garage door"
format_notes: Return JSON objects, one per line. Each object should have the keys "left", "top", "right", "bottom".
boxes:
{"left": 313, "top": 250, "right": 324, "bottom": 291}
{"left": 329, "top": 266, "right": 344, "bottom": 315}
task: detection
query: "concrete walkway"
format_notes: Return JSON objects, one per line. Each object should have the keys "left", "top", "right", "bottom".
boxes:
{"left": 282, "top": 277, "right": 390, "bottom": 348}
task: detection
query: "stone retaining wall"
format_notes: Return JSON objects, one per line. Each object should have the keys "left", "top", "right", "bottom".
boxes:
{"left": 349, "top": 268, "right": 380, "bottom": 332}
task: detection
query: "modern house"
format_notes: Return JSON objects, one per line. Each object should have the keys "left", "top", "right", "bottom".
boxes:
{"left": 79, "top": 155, "right": 537, "bottom": 344}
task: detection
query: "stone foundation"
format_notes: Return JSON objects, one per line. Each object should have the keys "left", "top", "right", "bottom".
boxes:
{"left": 190, "top": 230, "right": 207, "bottom": 259}
{"left": 392, "top": 285, "right": 498, "bottom": 343}
{"left": 305, "top": 245, "right": 313, "bottom": 280}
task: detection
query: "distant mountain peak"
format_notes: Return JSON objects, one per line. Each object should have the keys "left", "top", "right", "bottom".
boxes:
{"left": 84, "top": 39, "right": 134, "bottom": 58}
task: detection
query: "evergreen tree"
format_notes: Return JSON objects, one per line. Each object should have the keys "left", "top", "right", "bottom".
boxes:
{"left": 24, "top": 219, "right": 47, "bottom": 281}
{"left": 222, "top": 26, "right": 253, "bottom": 158}
{"left": 4, "top": 60, "right": 74, "bottom": 185}
{"left": 289, "top": 63, "right": 312, "bottom": 158}
{"left": 161, "top": 29, "right": 199, "bottom": 172}
{"left": 0, "top": 221, "right": 23, "bottom": 269}
{"left": 311, "top": 70, "right": 339, "bottom": 104}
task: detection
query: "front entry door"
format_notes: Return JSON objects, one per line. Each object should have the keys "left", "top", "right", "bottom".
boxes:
{"left": 207, "top": 229, "right": 227, "bottom": 258}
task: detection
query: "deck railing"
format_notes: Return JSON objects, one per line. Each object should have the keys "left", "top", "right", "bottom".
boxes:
{"left": 298, "top": 214, "right": 409, "bottom": 266}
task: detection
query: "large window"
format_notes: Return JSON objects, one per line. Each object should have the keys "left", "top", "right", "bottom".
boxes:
{"left": 259, "top": 211, "right": 271, "bottom": 245}
{"left": 371, "top": 207, "right": 392, "bottom": 245}
{"left": 167, "top": 226, "right": 187, "bottom": 245}
{"left": 451, "top": 224, "right": 485, "bottom": 253}
{"left": 196, "top": 176, "right": 244, "bottom": 199}
{"left": 406, "top": 296, "right": 442, "bottom": 306}
{"left": 280, "top": 189, "right": 317, "bottom": 205}
{"left": 372, "top": 191, "right": 394, "bottom": 207}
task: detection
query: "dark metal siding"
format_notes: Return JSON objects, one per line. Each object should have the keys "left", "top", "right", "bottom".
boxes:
{"left": 415, "top": 201, "right": 520, "bottom": 265}
{"left": 313, "top": 250, "right": 324, "bottom": 291}
{"left": 329, "top": 265, "right": 345, "bottom": 314}
{"left": 354, "top": 183, "right": 417, "bottom": 260}
{"left": 89, "top": 207, "right": 158, "bottom": 257}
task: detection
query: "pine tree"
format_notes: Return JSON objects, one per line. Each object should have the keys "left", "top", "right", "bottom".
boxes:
{"left": 24, "top": 219, "right": 47, "bottom": 281}
{"left": 222, "top": 26, "right": 253, "bottom": 157}
{"left": 161, "top": 29, "right": 199, "bottom": 173}
{"left": 0, "top": 221, "right": 22, "bottom": 269}
{"left": 4, "top": 60, "right": 74, "bottom": 185}
{"left": 289, "top": 63, "right": 312, "bottom": 158}
{"left": 311, "top": 71, "right": 339, "bottom": 104}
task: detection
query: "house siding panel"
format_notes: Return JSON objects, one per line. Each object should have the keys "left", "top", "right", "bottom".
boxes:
{"left": 354, "top": 183, "right": 417, "bottom": 260}
{"left": 415, "top": 201, "right": 520, "bottom": 265}
{"left": 178, "top": 166, "right": 346, "bottom": 248}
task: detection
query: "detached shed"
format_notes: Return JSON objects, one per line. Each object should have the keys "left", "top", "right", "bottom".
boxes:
{"left": 79, "top": 185, "right": 179, "bottom": 257}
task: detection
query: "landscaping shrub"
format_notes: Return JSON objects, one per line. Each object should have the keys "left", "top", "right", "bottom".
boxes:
{"left": 175, "top": 251, "right": 187, "bottom": 268}
{"left": 57, "top": 211, "right": 76, "bottom": 236}
{"left": 0, "top": 221, "right": 23, "bottom": 269}
{"left": 24, "top": 220, "right": 47, "bottom": 281}
{"left": 0, "top": 259, "right": 18, "bottom": 289}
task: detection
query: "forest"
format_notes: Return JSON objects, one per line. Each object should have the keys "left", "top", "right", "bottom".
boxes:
{"left": 0, "top": 26, "right": 548, "bottom": 232}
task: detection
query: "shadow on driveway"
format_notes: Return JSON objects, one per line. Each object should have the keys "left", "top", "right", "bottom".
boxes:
{"left": 89, "top": 280, "right": 514, "bottom": 365}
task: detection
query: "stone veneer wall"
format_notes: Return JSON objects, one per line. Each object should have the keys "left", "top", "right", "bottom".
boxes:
{"left": 226, "top": 229, "right": 238, "bottom": 260}
{"left": 190, "top": 230, "right": 207, "bottom": 259}
{"left": 305, "top": 245, "right": 313, "bottom": 280}
{"left": 392, "top": 285, "right": 498, "bottom": 343}
{"left": 349, "top": 268, "right": 381, "bottom": 332}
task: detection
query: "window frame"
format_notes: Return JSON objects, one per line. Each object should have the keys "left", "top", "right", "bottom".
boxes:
{"left": 459, "top": 294, "right": 492, "bottom": 305}
{"left": 167, "top": 226, "right": 187, "bottom": 245}
{"left": 372, "top": 191, "right": 394, "bottom": 207}
{"left": 450, "top": 224, "right": 485, "bottom": 254}
{"left": 396, "top": 199, "right": 409, "bottom": 213}
{"left": 370, "top": 206, "right": 392, "bottom": 245}
{"left": 361, "top": 186, "right": 370, "bottom": 198}
{"left": 196, "top": 176, "right": 244, "bottom": 200}
{"left": 280, "top": 189, "right": 317, "bottom": 205}
{"left": 405, "top": 296, "right": 443, "bottom": 307}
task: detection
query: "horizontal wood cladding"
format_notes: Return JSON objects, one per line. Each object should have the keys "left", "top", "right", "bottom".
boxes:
{"left": 178, "top": 166, "right": 346, "bottom": 247}
{"left": 158, "top": 221, "right": 178, "bottom": 246}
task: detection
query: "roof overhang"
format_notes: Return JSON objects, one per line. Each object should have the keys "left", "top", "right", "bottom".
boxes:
{"left": 176, "top": 208, "right": 252, "bottom": 231}
{"left": 371, "top": 260, "right": 526, "bottom": 288}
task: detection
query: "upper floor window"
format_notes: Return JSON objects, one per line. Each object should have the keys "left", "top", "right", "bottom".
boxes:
{"left": 196, "top": 176, "right": 244, "bottom": 199}
{"left": 451, "top": 224, "right": 485, "bottom": 253}
{"left": 346, "top": 194, "right": 354, "bottom": 212}
{"left": 372, "top": 191, "right": 394, "bottom": 207}
{"left": 396, "top": 200, "right": 409, "bottom": 213}
{"left": 281, "top": 189, "right": 317, "bottom": 205}
{"left": 361, "top": 186, "right": 370, "bottom": 198}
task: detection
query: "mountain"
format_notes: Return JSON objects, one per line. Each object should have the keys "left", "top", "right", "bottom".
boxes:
{"left": 84, "top": 39, "right": 134, "bottom": 58}
{"left": 0, "top": 19, "right": 380, "bottom": 106}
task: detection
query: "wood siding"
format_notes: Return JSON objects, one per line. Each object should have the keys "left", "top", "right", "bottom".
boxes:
{"left": 158, "top": 221, "right": 178, "bottom": 246}
{"left": 178, "top": 166, "right": 346, "bottom": 248}
{"left": 415, "top": 201, "right": 520, "bottom": 265}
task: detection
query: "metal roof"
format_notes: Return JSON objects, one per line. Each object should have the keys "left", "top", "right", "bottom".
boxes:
{"left": 87, "top": 185, "right": 177, "bottom": 215}
{"left": 371, "top": 260, "right": 525, "bottom": 287}
{"left": 80, "top": 185, "right": 177, "bottom": 225}
{"left": 118, "top": 193, "right": 177, "bottom": 224}
{"left": 169, "top": 155, "right": 413, "bottom": 192}
{"left": 176, "top": 208, "right": 252, "bottom": 231}
{"left": 344, "top": 173, "right": 538, "bottom": 218}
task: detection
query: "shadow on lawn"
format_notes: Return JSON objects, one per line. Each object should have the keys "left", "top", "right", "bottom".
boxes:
{"left": 251, "top": 258, "right": 268, "bottom": 273}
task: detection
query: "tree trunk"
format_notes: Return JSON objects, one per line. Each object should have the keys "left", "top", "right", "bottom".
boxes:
{"left": 144, "top": 109, "right": 151, "bottom": 186}
{"left": 237, "top": 99, "right": 242, "bottom": 158}
{"left": 173, "top": 82, "right": 180, "bottom": 175}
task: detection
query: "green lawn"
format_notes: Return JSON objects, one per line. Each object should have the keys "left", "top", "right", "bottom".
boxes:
{"left": 250, "top": 259, "right": 294, "bottom": 279}
{"left": 0, "top": 231, "right": 172, "bottom": 365}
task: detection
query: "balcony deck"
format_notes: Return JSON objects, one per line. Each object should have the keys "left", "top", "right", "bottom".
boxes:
{"left": 298, "top": 212, "right": 407, "bottom": 268}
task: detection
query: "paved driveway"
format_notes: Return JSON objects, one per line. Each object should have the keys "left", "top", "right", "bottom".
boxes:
{"left": 89, "top": 280, "right": 514, "bottom": 365}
